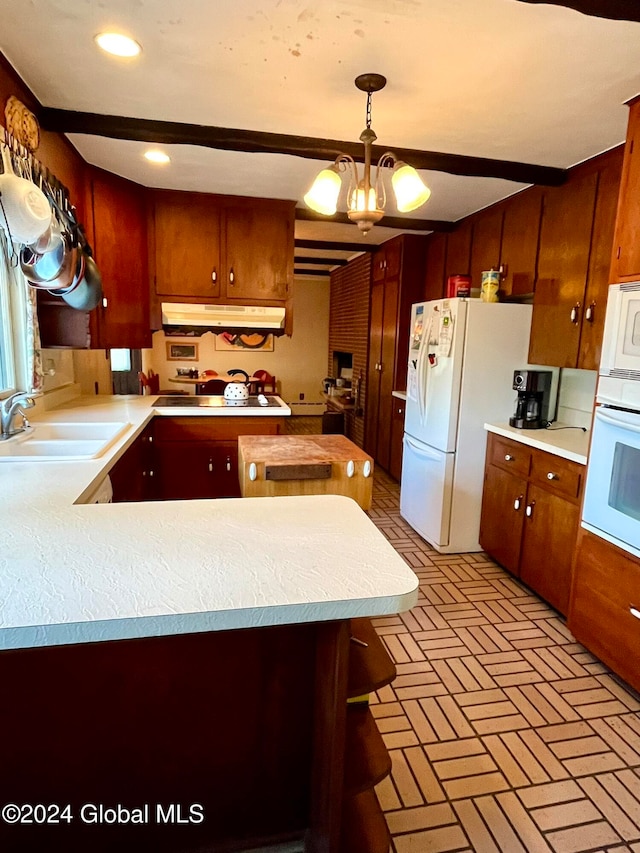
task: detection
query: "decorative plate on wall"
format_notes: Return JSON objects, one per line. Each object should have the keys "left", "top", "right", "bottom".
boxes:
{"left": 215, "top": 333, "right": 274, "bottom": 351}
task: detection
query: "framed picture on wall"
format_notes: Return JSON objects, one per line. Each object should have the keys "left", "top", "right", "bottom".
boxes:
{"left": 214, "top": 333, "right": 274, "bottom": 352}
{"left": 166, "top": 342, "right": 199, "bottom": 361}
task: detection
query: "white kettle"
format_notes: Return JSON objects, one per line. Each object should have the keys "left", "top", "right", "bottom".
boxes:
{"left": 224, "top": 369, "right": 251, "bottom": 401}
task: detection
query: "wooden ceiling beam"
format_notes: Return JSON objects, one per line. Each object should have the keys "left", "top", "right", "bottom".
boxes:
{"left": 516, "top": 0, "right": 640, "bottom": 21}
{"left": 294, "top": 268, "right": 330, "bottom": 276}
{"left": 295, "top": 256, "right": 349, "bottom": 266}
{"left": 38, "top": 107, "right": 566, "bottom": 186}
{"left": 294, "top": 239, "right": 378, "bottom": 253}
{"left": 295, "top": 208, "right": 452, "bottom": 232}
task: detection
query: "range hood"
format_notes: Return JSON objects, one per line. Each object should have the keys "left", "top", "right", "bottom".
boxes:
{"left": 161, "top": 302, "right": 286, "bottom": 336}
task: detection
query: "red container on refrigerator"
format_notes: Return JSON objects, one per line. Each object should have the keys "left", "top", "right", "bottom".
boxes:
{"left": 447, "top": 275, "right": 471, "bottom": 298}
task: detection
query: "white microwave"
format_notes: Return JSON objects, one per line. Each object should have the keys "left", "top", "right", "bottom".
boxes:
{"left": 601, "top": 282, "right": 640, "bottom": 379}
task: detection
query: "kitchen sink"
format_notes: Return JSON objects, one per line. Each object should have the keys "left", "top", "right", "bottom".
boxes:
{"left": 0, "top": 422, "right": 130, "bottom": 461}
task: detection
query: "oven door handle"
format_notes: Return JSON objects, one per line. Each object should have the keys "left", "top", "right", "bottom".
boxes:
{"left": 596, "top": 408, "right": 640, "bottom": 432}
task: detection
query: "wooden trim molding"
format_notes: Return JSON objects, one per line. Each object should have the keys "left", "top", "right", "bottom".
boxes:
{"left": 38, "top": 107, "right": 567, "bottom": 187}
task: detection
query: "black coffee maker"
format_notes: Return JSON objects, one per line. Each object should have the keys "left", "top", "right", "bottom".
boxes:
{"left": 509, "top": 370, "right": 553, "bottom": 429}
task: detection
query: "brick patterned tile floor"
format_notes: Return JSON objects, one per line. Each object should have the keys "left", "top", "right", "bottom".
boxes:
{"left": 366, "top": 467, "right": 640, "bottom": 853}
{"left": 285, "top": 418, "right": 640, "bottom": 852}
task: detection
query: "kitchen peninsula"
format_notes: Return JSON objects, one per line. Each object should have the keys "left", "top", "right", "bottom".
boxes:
{"left": 0, "top": 393, "right": 418, "bottom": 853}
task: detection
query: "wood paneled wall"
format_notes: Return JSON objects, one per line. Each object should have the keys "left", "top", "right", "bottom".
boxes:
{"left": 329, "top": 254, "right": 372, "bottom": 448}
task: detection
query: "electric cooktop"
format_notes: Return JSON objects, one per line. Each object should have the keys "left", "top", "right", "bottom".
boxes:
{"left": 154, "top": 395, "right": 283, "bottom": 408}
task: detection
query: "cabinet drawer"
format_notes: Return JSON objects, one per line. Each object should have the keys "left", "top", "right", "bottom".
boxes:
{"left": 154, "top": 416, "right": 283, "bottom": 442}
{"left": 570, "top": 531, "right": 640, "bottom": 693}
{"left": 487, "top": 434, "right": 532, "bottom": 476}
{"left": 530, "top": 449, "right": 583, "bottom": 501}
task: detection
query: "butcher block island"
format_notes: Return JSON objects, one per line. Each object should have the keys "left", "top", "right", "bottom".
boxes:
{"left": 238, "top": 434, "right": 374, "bottom": 510}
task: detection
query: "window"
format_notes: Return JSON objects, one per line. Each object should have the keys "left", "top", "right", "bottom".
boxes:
{"left": 0, "top": 234, "right": 29, "bottom": 397}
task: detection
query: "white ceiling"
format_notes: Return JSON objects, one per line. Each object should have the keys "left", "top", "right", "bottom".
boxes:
{"left": 2, "top": 0, "right": 640, "bottom": 252}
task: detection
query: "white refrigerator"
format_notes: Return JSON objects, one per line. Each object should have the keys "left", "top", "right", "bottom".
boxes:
{"left": 400, "top": 298, "right": 533, "bottom": 553}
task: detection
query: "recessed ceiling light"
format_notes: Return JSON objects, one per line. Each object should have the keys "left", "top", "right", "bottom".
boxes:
{"left": 144, "top": 150, "right": 171, "bottom": 165}
{"left": 95, "top": 32, "right": 142, "bottom": 58}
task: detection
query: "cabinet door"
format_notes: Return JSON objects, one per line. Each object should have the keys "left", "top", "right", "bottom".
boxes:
{"left": 578, "top": 149, "right": 624, "bottom": 370}
{"left": 155, "top": 441, "right": 220, "bottom": 499}
{"left": 364, "top": 281, "right": 384, "bottom": 459}
{"left": 424, "top": 233, "right": 446, "bottom": 301}
{"left": 377, "top": 277, "right": 400, "bottom": 471}
{"left": 500, "top": 188, "right": 543, "bottom": 297}
{"left": 224, "top": 203, "right": 292, "bottom": 300}
{"left": 216, "top": 440, "right": 241, "bottom": 498}
{"left": 444, "top": 220, "right": 472, "bottom": 279}
{"left": 90, "top": 170, "right": 151, "bottom": 349}
{"left": 470, "top": 206, "right": 503, "bottom": 292}
{"left": 110, "top": 426, "right": 156, "bottom": 502}
{"left": 611, "top": 100, "right": 640, "bottom": 281}
{"left": 154, "top": 192, "right": 222, "bottom": 298}
{"left": 529, "top": 171, "right": 598, "bottom": 367}
{"left": 519, "top": 483, "right": 579, "bottom": 616}
{"left": 479, "top": 464, "right": 527, "bottom": 576}
{"left": 389, "top": 398, "right": 406, "bottom": 482}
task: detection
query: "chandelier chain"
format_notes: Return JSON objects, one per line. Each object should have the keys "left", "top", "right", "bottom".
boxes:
{"left": 366, "top": 91, "right": 372, "bottom": 130}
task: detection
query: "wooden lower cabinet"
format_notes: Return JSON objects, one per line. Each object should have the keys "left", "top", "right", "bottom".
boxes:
{"left": 154, "top": 416, "right": 284, "bottom": 500}
{"left": 389, "top": 397, "right": 406, "bottom": 482}
{"left": 569, "top": 529, "right": 640, "bottom": 694}
{"left": 110, "top": 422, "right": 156, "bottom": 502}
{"left": 479, "top": 433, "right": 584, "bottom": 616}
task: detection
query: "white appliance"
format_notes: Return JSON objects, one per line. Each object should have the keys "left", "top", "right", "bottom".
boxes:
{"left": 600, "top": 282, "right": 640, "bottom": 379}
{"left": 400, "top": 298, "right": 533, "bottom": 553}
{"left": 582, "top": 281, "right": 640, "bottom": 558}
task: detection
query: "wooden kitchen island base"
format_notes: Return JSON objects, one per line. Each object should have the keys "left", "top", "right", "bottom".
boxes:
{"left": 0, "top": 618, "right": 395, "bottom": 853}
{"left": 238, "top": 435, "right": 374, "bottom": 510}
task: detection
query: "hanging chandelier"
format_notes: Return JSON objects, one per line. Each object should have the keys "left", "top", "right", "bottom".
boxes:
{"left": 304, "top": 73, "right": 431, "bottom": 234}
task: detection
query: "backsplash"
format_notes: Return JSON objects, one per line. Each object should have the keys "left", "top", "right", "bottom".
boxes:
{"left": 556, "top": 368, "right": 597, "bottom": 429}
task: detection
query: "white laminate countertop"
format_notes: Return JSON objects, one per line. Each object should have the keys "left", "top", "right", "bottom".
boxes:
{"left": 484, "top": 421, "right": 590, "bottom": 465}
{"left": 0, "top": 394, "right": 418, "bottom": 651}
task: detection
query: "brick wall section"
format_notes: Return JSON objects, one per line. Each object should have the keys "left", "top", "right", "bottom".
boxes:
{"left": 329, "top": 253, "right": 372, "bottom": 448}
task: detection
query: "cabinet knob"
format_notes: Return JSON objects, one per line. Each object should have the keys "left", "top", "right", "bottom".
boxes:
{"left": 226, "top": 456, "right": 232, "bottom": 472}
{"left": 102, "top": 297, "right": 108, "bottom": 309}
{"left": 504, "top": 454, "right": 513, "bottom": 462}
{"left": 585, "top": 302, "right": 595, "bottom": 322}
{"left": 211, "top": 269, "right": 217, "bottom": 284}
{"left": 346, "top": 460, "right": 355, "bottom": 478}
{"left": 229, "top": 268, "right": 235, "bottom": 285}
{"left": 525, "top": 501, "right": 535, "bottom": 518}
{"left": 248, "top": 462, "right": 257, "bottom": 481}
{"left": 570, "top": 302, "right": 581, "bottom": 324}
{"left": 547, "top": 471, "right": 558, "bottom": 480}
{"left": 208, "top": 459, "right": 213, "bottom": 473}
{"left": 631, "top": 606, "right": 640, "bottom": 620}
{"left": 514, "top": 495, "right": 523, "bottom": 511}
{"left": 363, "top": 460, "right": 372, "bottom": 478}
{"left": 149, "top": 470, "right": 154, "bottom": 477}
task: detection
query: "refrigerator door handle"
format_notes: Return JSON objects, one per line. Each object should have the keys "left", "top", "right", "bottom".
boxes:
{"left": 404, "top": 434, "right": 442, "bottom": 461}
{"left": 416, "top": 316, "right": 432, "bottom": 424}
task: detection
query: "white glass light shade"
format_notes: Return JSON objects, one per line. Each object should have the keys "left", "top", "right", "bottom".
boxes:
{"left": 304, "top": 168, "right": 341, "bottom": 215}
{"left": 350, "top": 185, "right": 378, "bottom": 213}
{"left": 392, "top": 164, "right": 431, "bottom": 212}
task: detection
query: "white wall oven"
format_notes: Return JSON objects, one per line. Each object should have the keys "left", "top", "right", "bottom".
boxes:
{"left": 582, "top": 283, "right": 640, "bottom": 558}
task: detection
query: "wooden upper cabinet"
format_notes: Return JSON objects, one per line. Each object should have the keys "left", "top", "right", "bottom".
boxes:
{"left": 469, "top": 206, "right": 503, "bottom": 292}
{"left": 579, "top": 147, "right": 624, "bottom": 370}
{"left": 153, "top": 192, "right": 294, "bottom": 303}
{"left": 423, "top": 232, "right": 446, "bottom": 301}
{"left": 444, "top": 220, "right": 472, "bottom": 280}
{"left": 153, "top": 191, "right": 223, "bottom": 299}
{"left": 88, "top": 168, "right": 151, "bottom": 349}
{"left": 224, "top": 199, "right": 294, "bottom": 301}
{"left": 611, "top": 97, "right": 640, "bottom": 281}
{"left": 528, "top": 169, "right": 598, "bottom": 367}
{"left": 500, "top": 188, "right": 543, "bottom": 297}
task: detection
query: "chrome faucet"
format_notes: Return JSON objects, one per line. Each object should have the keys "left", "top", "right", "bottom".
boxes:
{"left": 1, "top": 392, "right": 36, "bottom": 439}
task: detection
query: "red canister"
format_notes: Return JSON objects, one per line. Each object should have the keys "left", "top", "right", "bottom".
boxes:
{"left": 447, "top": 275, "right": 471, "bottom": 298}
